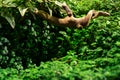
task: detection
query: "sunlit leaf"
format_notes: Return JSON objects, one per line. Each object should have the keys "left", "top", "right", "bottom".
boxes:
{"left": 55, "top": 1, "right": 63, "bottom": 7}
{"left": 18, "top": 5, "right": 28, "bottom": 17}
{"left": 37, "top": 0, "right": 43, "bottom": 3}
{"left": 0, "top": 0, "right": 2, "bottom": 7}
{"left": 48, "top": 8, "right": 52, "bottom": 16}
{"left": 115, "top": 41, "right": 120, "bottom": 47}
{"left": 2, "top": 0, "right": 17, "bottom": 7}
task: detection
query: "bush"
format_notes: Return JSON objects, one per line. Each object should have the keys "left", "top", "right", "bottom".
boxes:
{"left": 0, "top": 0, "right": 120, "bottom": 79}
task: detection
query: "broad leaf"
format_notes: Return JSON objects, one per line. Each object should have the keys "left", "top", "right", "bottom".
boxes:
{"left": 18, "top": 5, "right": 28, "bottom": 17}
{"left": 0, "top": 0, "right": 2, "bottom": 7}
{"left": 1, "top": 0, "right": 17, "bottom": 7}
{"left": 1, "top": 10, "right": 15, "bottom": 28}
{"left": 55, "top": 1, "right": 65, "bottom": 7}
{"left": 37, "top": 0, "right": 43, "bottom": 3}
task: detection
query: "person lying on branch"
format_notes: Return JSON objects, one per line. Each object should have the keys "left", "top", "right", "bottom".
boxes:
{"left": 34, "top": 1, "right": 110, "bottom": 28}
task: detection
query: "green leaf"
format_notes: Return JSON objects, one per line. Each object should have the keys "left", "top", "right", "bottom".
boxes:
{"left": 115, "top": 41, "right": 120, "bottom": 47}
{"left": 96, "top": 47, "right": 103, "bottom": 51}
{"left": 2, "top": 0, "right": 17, "bottom": 7}
{"left": 1, "top": 10, "right": 15, "bottom": 28}
{"left": 59, "top": 31, "right": 67, "bottom": 35}
{"left": 57, "top": 37, "right": 64, "bottom": 41}
{"left": 0, "top": 0, "right": 2, "bottom": 7}
{"left": 18, "top": 5, "right": 28, "bottom": 17}
{"left": 55, "top": 1, "right": 64, "bottom": 7}
{"left": 37, "top": 0, "right": 43, "bottom": 3}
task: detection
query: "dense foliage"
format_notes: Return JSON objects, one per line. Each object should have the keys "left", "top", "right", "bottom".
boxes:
{"left": 0, "top": 0, "right": 120, "bottom": 79}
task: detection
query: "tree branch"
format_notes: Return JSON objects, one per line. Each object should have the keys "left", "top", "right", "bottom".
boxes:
{"left": 34, "top": 3, "right": 110, "bottom": 28}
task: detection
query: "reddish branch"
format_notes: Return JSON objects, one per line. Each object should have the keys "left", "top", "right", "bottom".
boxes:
{"left": 34, "top": 2, "right": 110, "bottom": 28}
